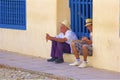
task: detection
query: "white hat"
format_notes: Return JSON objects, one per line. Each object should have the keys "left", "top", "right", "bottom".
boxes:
{"left": 61, "top": 20, "right": 70, "bottom": 28}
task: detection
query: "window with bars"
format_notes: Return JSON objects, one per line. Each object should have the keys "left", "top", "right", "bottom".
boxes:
{"left": 0, "top": 0, "right": 26, "bottom": 30}
{"left": 69, "top": 0, "right": 92, "bottom": 39}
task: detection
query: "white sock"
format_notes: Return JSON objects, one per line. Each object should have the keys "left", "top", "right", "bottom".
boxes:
{"left": 83, "top": 61, "right": 87, "bottom": 63}
{"left": 76, "top": 58, "right": 80, "bottom": 62}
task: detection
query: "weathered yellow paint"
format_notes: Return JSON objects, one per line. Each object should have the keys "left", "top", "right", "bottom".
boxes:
{"left": 0, "top": 0, "right": 57, "bottom": 58}
{"left": 93, "top": 0, "right": 120, "bottom": 72}
{"left": 57, "top": 0, "right": 70, "bottom": 33}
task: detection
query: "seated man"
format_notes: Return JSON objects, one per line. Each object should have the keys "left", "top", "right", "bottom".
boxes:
{"left": 46, "top": 20, "right": 78, "bottom": 63}
{"left": 69, "top": 18, "right": 93, "bottom": 68}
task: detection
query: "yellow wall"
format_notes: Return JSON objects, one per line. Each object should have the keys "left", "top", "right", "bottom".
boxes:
{"left": 93, "top": 0, "right": 120, "bottom": 72}
{"left": 0, "top": 0, "right": 120, "bottom": 72}
{"left": 0, "top": 0, "right": 57, "bottom": 58}
{"left": 57, "top": 0, "right": 70, "bottom": 33}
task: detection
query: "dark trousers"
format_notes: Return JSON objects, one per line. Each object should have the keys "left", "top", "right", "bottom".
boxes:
{"left": 51, "top": 41, "right": 71, "bottom": 59}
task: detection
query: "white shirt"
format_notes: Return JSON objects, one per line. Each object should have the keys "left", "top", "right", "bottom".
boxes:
{"left": 90, "top": 32, "right": 92, "bottom": 40}
{"left": 56, "top": 30, "right": 78, "bottom": 52}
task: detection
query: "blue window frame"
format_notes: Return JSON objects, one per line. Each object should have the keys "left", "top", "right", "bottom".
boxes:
{"left": 69, "top": 0, "right": 92, "bottom": 39}
{"left": 0, "top": 0, "right": 26, "bottom": 30}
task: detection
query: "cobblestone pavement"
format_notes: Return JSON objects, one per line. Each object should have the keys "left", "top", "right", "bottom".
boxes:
{"left": 0, "top": 65, "right": 70, "bottom": 80}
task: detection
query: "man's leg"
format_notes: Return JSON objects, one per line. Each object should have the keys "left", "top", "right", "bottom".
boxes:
{"left": 69, "top": 41, "right": 81, "bottom": 66}
{"left": 78, "top": 44, "right": 88, "bottom": 68}
{"left": 55, "top": 42, "right": 71, "bottom": 63}
{"left": 50, "top": 40, "right": 57, "bottom": 58}
{"left": 71, "top": 41, "right": 80, "bottom": 59}
{"left": 47, "top": 41, "right": 57, "bottom": 62}
{"left": 63, "top": 42, "right": 71, "bottom": 53}
{"left": 82, "top": 45, "right": 88, "bottom": 61}
{"left": 55, "top": 42, "right": 70, "bottom": 57}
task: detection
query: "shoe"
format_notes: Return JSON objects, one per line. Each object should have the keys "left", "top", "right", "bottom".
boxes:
{"left": 47, "top": 58, "right": 57, "bottom": 62}
{"left": 55, "top": 58, "right": 64, "bottom": 63}
{"left": 78, "top": 61, "right": 88, "bottom": 68}
{"left": 69, "top": 61, "right": 81, "bottom": 66}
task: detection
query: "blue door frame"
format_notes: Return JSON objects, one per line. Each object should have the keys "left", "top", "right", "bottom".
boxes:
{"left": 69, "top": 0, "right": 92, "bottom": 39}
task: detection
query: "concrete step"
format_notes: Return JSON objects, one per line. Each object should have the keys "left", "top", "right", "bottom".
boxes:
{"left": 63, "top": 53, "right": 93, "bottom": 66}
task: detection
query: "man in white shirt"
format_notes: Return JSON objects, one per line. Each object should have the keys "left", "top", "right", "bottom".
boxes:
{"left": 69, "top": 18, "right": 93, "bottom": 67}
{"left": 46, "top": 20, "right": 78, "bottom": 63}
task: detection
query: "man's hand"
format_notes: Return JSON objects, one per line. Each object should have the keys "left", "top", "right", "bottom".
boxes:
{"left": 82, "top": 36, "right": 88, "bottom": 42}
{"left": 46, "top": 33, "right": 67, "bottom": 43}
{"left": 81, "top": 36, "right": 92, "bottom": 44}
{"left": 46, "top": 33, "right": 52, "bottom": 42}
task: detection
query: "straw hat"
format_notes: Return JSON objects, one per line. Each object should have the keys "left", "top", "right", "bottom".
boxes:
{"left": 61, "top": 20, "right": 70, "bottom": 29}
{"left": 85, "top": 23, "right": 92, "bottom": 27}
{"left": 85, "top": 18, "right": 92, "bottom": 26}
{"left": 86, "top": 18, "right": 92, "bottom": 23}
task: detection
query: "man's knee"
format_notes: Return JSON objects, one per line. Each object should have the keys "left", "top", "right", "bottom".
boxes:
{"left": 82, "top": 44, "right": 87, "bottom": 49}
{"left": 71, "top": 41, "right": 75, "bottom": 47}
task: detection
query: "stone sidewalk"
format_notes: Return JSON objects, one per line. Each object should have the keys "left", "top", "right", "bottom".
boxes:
{"left": 0, "top": 50, "right": 120, "bottom": 80}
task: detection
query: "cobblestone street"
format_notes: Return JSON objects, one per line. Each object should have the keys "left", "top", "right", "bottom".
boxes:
{"left": 0, "top": 65, "right": 70, "bottom": 80}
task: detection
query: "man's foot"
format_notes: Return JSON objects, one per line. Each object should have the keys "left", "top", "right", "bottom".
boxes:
{"left": 55, "top": 58, "right": 64, "bottom": 63}
{"left": 78, "top": 61, "right": 88, "bottom": 68}
{"left": 69, "top": 61, "right": 81, "bottom": 66}
{"left": 47, "top": 57, "right": 57, "bottom": 62}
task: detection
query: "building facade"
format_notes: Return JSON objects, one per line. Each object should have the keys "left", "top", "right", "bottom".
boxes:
{"left": 0, "top": 0, "right": 119, "bottom": 72}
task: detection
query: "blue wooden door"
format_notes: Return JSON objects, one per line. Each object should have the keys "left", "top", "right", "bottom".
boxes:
{"left": 69, "top": 0, "right": 92, "bottom": 39}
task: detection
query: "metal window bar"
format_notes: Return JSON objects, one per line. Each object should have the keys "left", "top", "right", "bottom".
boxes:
{"left": 0, "top": 0, "right": 26, "bottom": 30}
{"left": 69, "top": 0, "right": 92, "bottom": 39}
